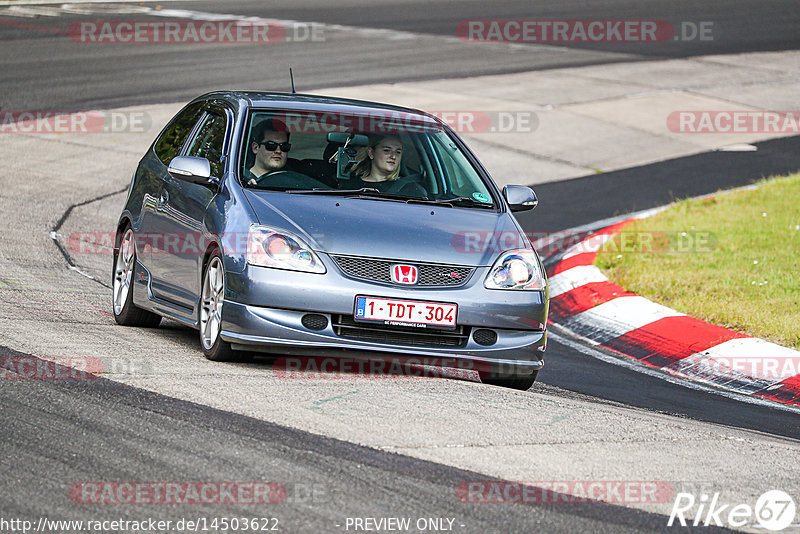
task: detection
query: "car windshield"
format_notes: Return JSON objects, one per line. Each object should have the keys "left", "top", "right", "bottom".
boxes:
{"left": 240, "top": 110, "right": 496, "bottom": 208}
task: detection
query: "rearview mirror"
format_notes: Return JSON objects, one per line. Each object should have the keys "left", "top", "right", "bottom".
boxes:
{"left": 326, "top": 132, "right": 369, "bottom": 146}
{"left": 168, "top": 156, "right": 213, "bottom": 186}
{"left": 503, "top": 185, "right": 538, "bottom": 212}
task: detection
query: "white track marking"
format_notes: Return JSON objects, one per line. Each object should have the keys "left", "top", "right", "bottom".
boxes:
{"left": 563, "top": 296, "right": 685, "bottom": 342}
{"left": 548, "top": 265, "right": 609, "bottom": 298}
{"left": 549, "top": 329, "right": 800, "bottom": 414}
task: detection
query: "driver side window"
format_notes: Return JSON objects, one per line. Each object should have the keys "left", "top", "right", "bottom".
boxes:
{"left": 153, "top": 102, "right": 204, "bottom": 166}
{"left": 186, "top": 112, "right": 228, "bottom": 178}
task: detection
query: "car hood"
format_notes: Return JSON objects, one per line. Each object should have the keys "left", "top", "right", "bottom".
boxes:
{"left": 243, "top": 191, "right": 530, "bottom": 266}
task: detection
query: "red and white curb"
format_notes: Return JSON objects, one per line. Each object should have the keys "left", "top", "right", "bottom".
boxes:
{"left": 545, "top": 217, "right": 800, "bottom": 408}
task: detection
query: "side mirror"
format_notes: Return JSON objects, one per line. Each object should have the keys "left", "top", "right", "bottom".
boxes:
{"left": 503, "top": 185, "right": 538, "bottom": 212}
{"left": 168, "top": 156, "right": 214, "bottom": 186}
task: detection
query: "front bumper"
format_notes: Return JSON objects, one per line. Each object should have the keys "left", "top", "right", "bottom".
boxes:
{"left": 220, "top": 257, "right": 548, "bottom": 369}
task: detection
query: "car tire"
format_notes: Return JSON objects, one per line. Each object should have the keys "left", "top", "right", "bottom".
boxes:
{"left": 112, "top": 226, "right": 162, "bottom": 328}
{"left": 199, "top": 250, "right": 238, "bottom": 362}
{"left": 479, "top": 369, "right": 538, "bottom": 391}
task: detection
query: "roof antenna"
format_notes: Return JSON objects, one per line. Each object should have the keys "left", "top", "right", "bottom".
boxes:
{"left": 289, "top": 67, "right": 296, "bottom": 94}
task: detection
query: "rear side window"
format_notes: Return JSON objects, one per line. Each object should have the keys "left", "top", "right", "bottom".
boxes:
{"left": 186, "top": 112, "right": 228, "bottom": 178}
{"left": 153, "top": 102, "right": 204, "bottom": 166}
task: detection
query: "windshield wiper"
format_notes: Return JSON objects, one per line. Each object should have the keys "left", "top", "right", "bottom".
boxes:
{"left": 288, "top": 189, "right": 496, "bottom": 208}
{"left": 288, "top": 188, "right": 413, "bottom": 201}
{"left": 405, "top": 196, "right": 495, "bottom": 209}
{"left": 249, "top": 185, "right": 294, "bottom": 192}
{"left": 289, "top": 187, "right": 378, "bottom": 195}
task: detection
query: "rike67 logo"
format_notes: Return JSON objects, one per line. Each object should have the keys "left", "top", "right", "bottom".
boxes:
{"left": 669, "top": 490, "right": 796, "bottom": 531}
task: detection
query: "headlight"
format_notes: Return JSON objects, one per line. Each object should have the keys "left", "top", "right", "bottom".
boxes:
{"left": 246, "top": 225, "right": 326, "bottom": 274}
{"left": 484, "top": 249, "right": 545, "bottom": 290}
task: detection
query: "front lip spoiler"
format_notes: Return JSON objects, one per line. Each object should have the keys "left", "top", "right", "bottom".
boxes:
{"left": 222, "top": 330, "right": 544, "bottom": 370}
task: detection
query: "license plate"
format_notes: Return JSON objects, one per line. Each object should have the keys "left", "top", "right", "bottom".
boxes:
{"left": 354, "top": 296, "right": 457, "bottom": 329}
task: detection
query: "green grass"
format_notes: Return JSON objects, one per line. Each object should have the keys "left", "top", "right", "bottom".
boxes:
{"left": 595, "top": 172, "right": 800, "bottom": 350}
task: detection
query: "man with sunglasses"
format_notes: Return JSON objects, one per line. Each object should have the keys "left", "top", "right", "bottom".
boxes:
{"left": 245, "top": 119, "right": 293, "bottom": 185}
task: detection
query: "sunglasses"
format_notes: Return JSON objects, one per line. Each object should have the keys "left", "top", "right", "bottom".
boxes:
{"left": 259, "top": 140, "right": 291, "bottom": 152}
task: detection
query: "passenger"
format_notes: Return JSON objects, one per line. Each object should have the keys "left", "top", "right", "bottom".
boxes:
{"left": 350, "top": 135, "right": 403, "bottom": 187}
{"left": 245, "top": 119, "right": 292, "bottom": 185}
{"left": 350, "top": 135, "right": 426, "bottom": 197}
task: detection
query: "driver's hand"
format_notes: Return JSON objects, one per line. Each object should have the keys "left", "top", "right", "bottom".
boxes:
{"left": 247, "top": 178, "right": 257, "bottom": 186}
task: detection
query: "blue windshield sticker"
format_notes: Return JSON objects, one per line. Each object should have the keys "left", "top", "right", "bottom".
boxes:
{"left": 472, "top": 192, "right": 491, "bottom": 203}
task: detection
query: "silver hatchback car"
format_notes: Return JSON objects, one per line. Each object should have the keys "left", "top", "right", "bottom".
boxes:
{"left": 113, "top": 92, "right": 548, "bottom": 389}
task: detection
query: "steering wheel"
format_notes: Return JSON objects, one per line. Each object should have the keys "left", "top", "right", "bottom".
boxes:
{"left": 253, "top": 170, "right": 327, "bottom": 190}
{"left": 256, "top": 170, "right": 297, "bottom": 185}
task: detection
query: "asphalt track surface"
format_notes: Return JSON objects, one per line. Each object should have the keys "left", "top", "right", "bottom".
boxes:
{"left": 2, "top": 1, "right": 800, "bottom": 532}
{"left": 4, "top": 345, "right": 735, "bottom": 534}
{"left": 1, "top": 0, "right": 800, "bottom": 110}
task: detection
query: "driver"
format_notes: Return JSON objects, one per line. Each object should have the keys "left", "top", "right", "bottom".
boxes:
{"left": 245, "top": 119, "right": 291, "bottom": 185}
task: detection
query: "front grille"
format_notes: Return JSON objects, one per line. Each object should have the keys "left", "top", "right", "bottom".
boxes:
{"left": 332, "top": 255, "right": 474, "bottom": 287}
{"left": 332, "top": 315, "right": 470, "bottom": 348}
